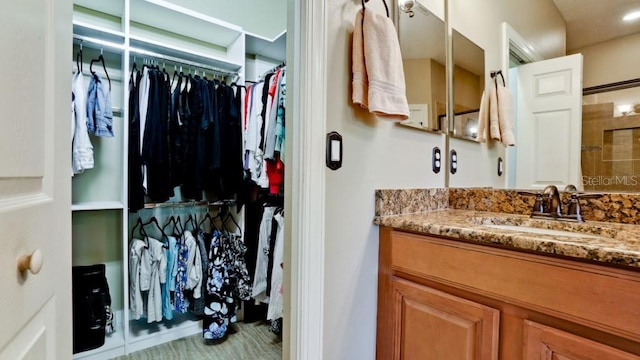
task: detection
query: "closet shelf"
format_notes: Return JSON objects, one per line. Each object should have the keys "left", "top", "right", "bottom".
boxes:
{"left": 246, "top": 31, "right": 287, "bottom": 62}
{"left": 130, "top": 35, "right": 243, "bottom": 73}
{"left": 72, "top": 20, "right": 125, "bottom": 46}
{"left": 127, "top": 314, "right": 201, "bottom": 354}
{"left": 72, "top": 201, "right": 125, "bottom": 212}
{"left": 74, "top": 0, "right": 123, "bottom": 19}
{"left": 72, "top": 322, "right": 125, "bottom": 360}
{"left": 130, "top": 0, "right": 243, "bottom": 49}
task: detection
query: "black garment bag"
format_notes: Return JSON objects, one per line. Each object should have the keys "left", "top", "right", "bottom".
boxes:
{"left": 72, "top": 264, "right": 112, "bottom": 354}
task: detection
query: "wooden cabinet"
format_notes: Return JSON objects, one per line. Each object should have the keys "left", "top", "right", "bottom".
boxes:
{"left": 390, "top": 279, "right": 499, "bottom": 360}
{"left": 523, "top": 321, "right": 640, "bottom": 360}
{"left": 377, "top": 227, "right": 640, "bottom": 360}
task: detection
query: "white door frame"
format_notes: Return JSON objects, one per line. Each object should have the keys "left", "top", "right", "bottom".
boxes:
{"left": 501, "top": 22, "right": 544, "bottom": 189}
{"left": 285, "top": 0, "right": 327, "bottom": 359}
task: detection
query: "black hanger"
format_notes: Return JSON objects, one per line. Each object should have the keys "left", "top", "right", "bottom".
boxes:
{"left": 189, "top": 213, "right": 198, "bottom": 230}
{"left": 130, "top": 62, "right": 138, "bottom": 86}
{"left": 141, "top": 216, "right": 168, "bottom": 248}
{"left": 163, "top": 215, "right": 179, "bottom": 236}
{"left": 90, "top": 51, "right": 112, "bottom": 91}
{"left": 198, "top": 212, "right": 219, "bottom": 233}
{"left": 76, "top": 42, "right": 83, "bottom": 74}
{"left": 223, "top": 211, "right": 242, "bottom": 237}
{"left": 131, "top": 217, "right": 145, "bottom": 239}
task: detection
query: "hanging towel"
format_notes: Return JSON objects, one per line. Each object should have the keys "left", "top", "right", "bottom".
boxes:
{"left": 477, "top": 79, "right": 515, "bottom": 146}
{"left": 489, "top": 84, "right": 501, "bottom": 142}
{"left": 477, "top": 90, "right": 489, "bottom": 143}
{"left": 496, "top": 83, "right": 515, "bottom": 146}
{"left": 352, "top": 10, "right": 368, "bottom": 109}
{"left": 352, "top": 9, "right": 410, "bottom": 120}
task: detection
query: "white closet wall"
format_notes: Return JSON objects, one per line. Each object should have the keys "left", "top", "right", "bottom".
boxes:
{"left": 70, "top": 1, "right": 283, "bottom": 359}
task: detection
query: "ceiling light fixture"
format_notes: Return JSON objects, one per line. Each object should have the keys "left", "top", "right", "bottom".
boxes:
{"left": 623, "top": 10, "right": 640, "bottom": 21}
{"left": 618, "top": 104, "right": 633, "bottom": 116}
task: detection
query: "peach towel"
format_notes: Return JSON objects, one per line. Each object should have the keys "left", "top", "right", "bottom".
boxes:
{"left": 352, "top": 10, "right": 368, "bottom": 109}
{"left": 477, "top": 81, "right": 515, "bottom": 146}
{"left": 352, "top": 9, "right": 409, "bottom": 120}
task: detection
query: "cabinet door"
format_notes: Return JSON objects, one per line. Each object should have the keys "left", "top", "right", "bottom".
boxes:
{"left": 390, "top": 279, "right": 499, "bottom": 360}
{"left": 523, "top": 321, "right": 640, "bottom": 360}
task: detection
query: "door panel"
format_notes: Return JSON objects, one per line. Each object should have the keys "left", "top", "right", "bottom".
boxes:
{"left": 0, "top": 298, "right": 56, "bottom": 360}
{"left": 392, "top": 278, "right": 499, "bottom": 360}
{"left": 0, "top": 0, "right": 72, "bottom": 359}
{"left": 523, "top": 320, "right": 640, "bottom": 360}
{"left": 515, "top": 54, "right": 583, "bottom": 190}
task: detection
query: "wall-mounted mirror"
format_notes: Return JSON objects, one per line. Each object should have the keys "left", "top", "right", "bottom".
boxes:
{"left": 448, "top": 30, "right": 485, "bottom": 142}
{"left": 505, "top": 0, "right": 640, "bottom": 192}
{"left": 397, "top": 1, "right": 446, "bottom": 133}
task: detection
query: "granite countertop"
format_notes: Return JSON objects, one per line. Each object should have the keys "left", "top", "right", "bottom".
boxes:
{"left": 374, "top": 209, "right": 640, "bottom": 269}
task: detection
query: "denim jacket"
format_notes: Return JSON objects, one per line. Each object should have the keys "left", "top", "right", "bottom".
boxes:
{"left": 86, "top": 73, "right": 114, "bottom": 137}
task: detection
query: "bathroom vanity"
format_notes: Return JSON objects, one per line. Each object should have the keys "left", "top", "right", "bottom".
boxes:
{"left": 375, "top": 190, "right": 640, "bottom": 359}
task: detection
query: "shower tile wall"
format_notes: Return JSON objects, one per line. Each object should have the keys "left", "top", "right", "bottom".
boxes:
{"left": 582, "top": 103, "right": 640, "bottom": 192}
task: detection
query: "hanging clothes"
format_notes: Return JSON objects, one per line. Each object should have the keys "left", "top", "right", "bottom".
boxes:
{"left": 162, "top": 235, "right": 179, "bottom": 320}
{"left": 129, "top": 238, "right": 147, "bottom": 320}
{"left": 251, "top": 206, "right": 276, "bottom": 303}
{"left": 267, "top": 211, "right": 284, "bottom": 321}
{"left": 72, "top": 71, "right": 94, "bottom": 175}
{"left": 203, "top": 230, "right": 251, "bottom": 340}
{"left": 128, "top": 66, "right": 245, "bottom": 205}
{"left": 86, "top": 72, "right": 115, "bottom": 137}
{"left": 242, "top": 65, "right": 287, "bottom": 196}
{"left": 174, "top": 232, "right": 190, "bottom": 313}
{"left": 128, "top": 68, "right": 145, "bottom": 213}
{"left": 143, "top": 69, "right": 172, "bottom": 202}
{"left": 146, "top": 237, "right": 166, "bottom": 323}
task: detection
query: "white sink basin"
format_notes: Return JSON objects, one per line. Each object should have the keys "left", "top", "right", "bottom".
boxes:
{"left": 482, "top": 224, "right": 602, "bottom": 238}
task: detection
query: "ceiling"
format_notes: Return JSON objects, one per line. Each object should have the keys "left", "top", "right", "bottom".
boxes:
{"left": 552, "top": 0, "right": 640, "bottom": 51}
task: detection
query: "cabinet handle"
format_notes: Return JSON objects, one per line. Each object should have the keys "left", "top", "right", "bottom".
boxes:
{"left": 17, "top": 249, "right": 43, "bottom": 275}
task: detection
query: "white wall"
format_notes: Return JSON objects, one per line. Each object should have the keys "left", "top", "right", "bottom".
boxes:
{"left": 245, "top": 55, "right": 282, "bottom": 82}
{"left": 571, "top": 33, "right": 640, "bottom": 88}
{"left": 323, "top": 1, "right": 445, "bottom": 359}
{"left": 321, "top": 0, "right": 565, "bottom": 358}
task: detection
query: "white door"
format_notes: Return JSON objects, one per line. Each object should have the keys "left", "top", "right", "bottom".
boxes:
{"left": 0, "top": 1, "right": 72, "bottom": 359}
{"left": 514, "top": 54, "right": 583, "bottom": 190}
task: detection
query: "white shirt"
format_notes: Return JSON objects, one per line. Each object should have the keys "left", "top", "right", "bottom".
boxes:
{"left": 72, "top": 71, "right": 94, "bottom": 175}
{"left": 129, "top": 239, "right": 147, "bottom": 320}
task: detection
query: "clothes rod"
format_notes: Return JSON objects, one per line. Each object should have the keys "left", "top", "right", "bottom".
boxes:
{"left": 266, "top": 62, "right": 286, "bottom": 74}
{"left": 129, "top": 47, "right": 240, "bottom": 77}
{"left": 73, "top": 35, "right": 125, "bottom": 51}
{"left": 142, "top": 199, "right": 236, "bottom": 209}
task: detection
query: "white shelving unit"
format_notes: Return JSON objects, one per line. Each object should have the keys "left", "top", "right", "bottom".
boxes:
{"left": 70, "top": 1, "right": 275, "bottom": 358}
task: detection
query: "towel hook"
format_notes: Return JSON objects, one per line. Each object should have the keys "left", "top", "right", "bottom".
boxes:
{"left": 491, "top": 70, "right": 506, "bottom": 87}
{"left": 361, "top": 0, "right": 389, "bottom": 18}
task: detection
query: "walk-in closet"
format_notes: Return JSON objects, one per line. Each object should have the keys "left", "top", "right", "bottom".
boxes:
{"left": 70, "top": 1, "right": 286, "bottom": 359}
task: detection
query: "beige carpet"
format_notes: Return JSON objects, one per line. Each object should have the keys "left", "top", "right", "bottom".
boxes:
{"left": 113, "top": 322, "right": 282, "bottom": 360}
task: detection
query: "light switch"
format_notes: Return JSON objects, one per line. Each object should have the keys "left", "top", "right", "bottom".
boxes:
{"left": 432, "top": 147, "right": 441, "bottom": 173}
{"left": 326, "top": 131, "right": 343, "bottom": 170}
{"left": 450, "top": 149, "right": 458, "bottom": 174}
{"left": 330, "top": 140, "right": 341, "bottom": 162}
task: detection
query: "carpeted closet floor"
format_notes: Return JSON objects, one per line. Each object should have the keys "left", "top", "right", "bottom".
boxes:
{"left": 113, "top": 322, "right": 282, "bottom": 360}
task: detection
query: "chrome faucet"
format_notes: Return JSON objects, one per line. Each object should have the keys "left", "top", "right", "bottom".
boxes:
{"left": 542, "top": 185, "right": 562, "bottom": 218}
{"left": 518, "top": 184, "right": 601, "bottom": 222}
